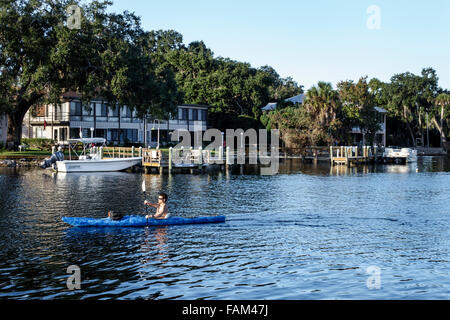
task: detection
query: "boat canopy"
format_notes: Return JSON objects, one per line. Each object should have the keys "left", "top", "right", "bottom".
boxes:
{"left": 68, "top": 138, "right": 106, "bottom": 145}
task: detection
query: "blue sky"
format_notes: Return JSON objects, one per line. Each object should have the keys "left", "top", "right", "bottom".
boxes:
{"left": 109, "top": 0, "right": 450, "bottom": 91}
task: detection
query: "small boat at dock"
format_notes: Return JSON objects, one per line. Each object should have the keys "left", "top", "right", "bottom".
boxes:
{"left": 40, "top": 138, "right": 142, "bottom": 173}
{"left": 383, "top": 147, "right": 418, "bottom": 163}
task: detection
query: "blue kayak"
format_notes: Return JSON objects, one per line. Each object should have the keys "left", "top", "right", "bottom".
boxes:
{"left": 62, "top": 215, "right": 226, "bottom": 227}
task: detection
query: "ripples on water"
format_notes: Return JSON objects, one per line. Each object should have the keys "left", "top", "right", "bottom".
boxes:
{"left": 0, "top": 156, "right": 449, "bottom": 299}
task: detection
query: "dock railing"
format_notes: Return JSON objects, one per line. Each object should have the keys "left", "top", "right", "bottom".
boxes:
{"left": 301, "top": 146, "right": 330, "bottom": 162}
{"left": 330, "top": 146, "right": 378, "bottom": 166}
{"left": 102, "top": 146, "right": 142, "bottom": 159}
{"left": 142, "top": 149, "right": 164, "bottom": 167}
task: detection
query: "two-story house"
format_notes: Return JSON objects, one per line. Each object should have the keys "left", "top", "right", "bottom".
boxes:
{"left": 23, "top": 93, "right": 210, "bottom": 147}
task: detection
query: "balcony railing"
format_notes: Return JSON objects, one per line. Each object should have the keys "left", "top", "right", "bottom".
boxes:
{"left": 30, "top": 112, "right": 70, "bottom": 123}
{"left": 29, "top": 113, "right": 207, "bottom": 128}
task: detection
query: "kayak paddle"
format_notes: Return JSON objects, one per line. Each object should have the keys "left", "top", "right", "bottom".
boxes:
{"left": 142, "top": 180, "right": 149, "bottom": 224}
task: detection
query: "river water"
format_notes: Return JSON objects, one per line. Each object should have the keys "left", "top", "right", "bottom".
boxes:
{"left": 0, "top": 157, "right": 449, "bottom": 299}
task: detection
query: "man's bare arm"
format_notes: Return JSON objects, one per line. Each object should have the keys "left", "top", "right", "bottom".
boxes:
{"left": 145, "top": 201, "right": 158, "bottom": 208}
{"left": 153, "top": 204, "right": 167, "bottom": 219}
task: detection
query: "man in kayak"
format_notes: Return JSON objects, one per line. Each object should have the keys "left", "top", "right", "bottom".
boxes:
{"left": 144, "top": 192, "right": 170, "bottom": 219}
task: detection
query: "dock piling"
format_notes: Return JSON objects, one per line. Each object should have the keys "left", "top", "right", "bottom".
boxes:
{"left": 168, "top": 147, "right": 173, "bottom": 173}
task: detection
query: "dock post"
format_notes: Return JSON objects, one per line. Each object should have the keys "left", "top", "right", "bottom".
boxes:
{"left": 100, "top": 146, "right": 104, "bottom": 159}
{"left": 131, "top": 146, "right": 135, "bottom": 158}
{"left": 226, "top": 147, "right": 230, "bottom": 168}
{"left": 345, "top": 147, "right": 349, "bottom": 166}
{"left": 219, "top": 146, "right": 223, "bottom": 162}
{"left": 198, "top": 147, "right": 203, "bottom": 170}
{"left": 168, "top": 147, "right": 173, "bottom": 173}
{"left": 329, "top": 146, "right": 332, "bottom": 165}
{"left": 139, "top": 146, "right": 142, "bottom": 158}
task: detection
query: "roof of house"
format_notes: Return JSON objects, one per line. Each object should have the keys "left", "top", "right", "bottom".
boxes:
{"left": 285, "top": 94, "right": 305, "bottom": 104}
{"left": 261, "top": 94, "right": 305, "bottom": 111}
{"left": 375, "top": 106, "right": 387, "bottom": 113}
{"left": 261, "top": 102, "right": 278, "bottom": 111}
{"left": 179, "top": 104, "right": 213, "bottom": 109}
{"left": 62, "top": 95, "right": 213, "bottom": 110}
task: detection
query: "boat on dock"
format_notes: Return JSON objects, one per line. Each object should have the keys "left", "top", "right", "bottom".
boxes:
{"left": 383, "top": 147, "right": 417, "bottom": 163}
{"left": 40, "top": 138, "right": 142, "bottom": 173}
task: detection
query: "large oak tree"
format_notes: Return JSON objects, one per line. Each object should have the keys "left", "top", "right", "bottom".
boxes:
{"left": 0, "top": 0, "right": 179, "bottom": 149}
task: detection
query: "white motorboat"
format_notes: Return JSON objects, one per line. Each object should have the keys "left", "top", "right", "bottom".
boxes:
{"left": 383, "top": 147, "right": 418, "bottom": 163}
{"left": 41, "top": 138, "right": 142, "bottom": 173}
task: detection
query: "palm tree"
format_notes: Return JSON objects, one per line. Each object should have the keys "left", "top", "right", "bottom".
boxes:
{"left": 304, "top": 82, "right": 341, "bottom": 144}
{"left": 435, "top": 93, "right": 450, "bottom": 147}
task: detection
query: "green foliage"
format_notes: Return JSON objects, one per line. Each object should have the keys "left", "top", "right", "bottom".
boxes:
{"left": 21, "top": 138, "right": 56, "bottom": 150}
{"left": 337, "top": 77, "right": 380, "bottom": 146}
{"left": 208, "top": 111, "right": 263, "bottom": 131}
{"left": 262, "top": 80, "right": 380, "bottom": 148}
{"left": 0, "top": 0, "right": 181, "bottom": 149}
{"left": 377, "top": 68, "right": 441, "bottom": 146}
{"left": 0, "top": 0, "right": 303, "bottom": 150}
{"left": 154, "top": 37, "right": 302, "bottom": 119}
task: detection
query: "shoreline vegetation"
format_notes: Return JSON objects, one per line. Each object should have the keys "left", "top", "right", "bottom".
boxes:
{"left": 0, "top": 1, "right": 449, "bottom": 151}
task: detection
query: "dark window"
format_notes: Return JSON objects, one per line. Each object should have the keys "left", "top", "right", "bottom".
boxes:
{"left": 70, "top": 128, "right": 81, "bottom": 139}
{"left": 110, "top": 129, "right": 119, "bottom": 141}
{"left": 122, "top": 106, "right": 132, "bottom": 118}
{"left": 94, "top": 129, "right": 106, "bottom": 139}
{"left": 123, "top": 129, "right": 138, "bottom": 142}
{"left": 108, "top": 106, "right": 120, "bottom": 117}
{"left": 96, "top": 103, "right": 107, "bottom": 117}
{"left": 60, "top": 128, "right": 67, "bottom": 141}
{"left": 70, "top": 102, "right": 82, "bottom": 116}
{"left": 183, "top": 108, "right": 189, "bottom": 120}
{"left": 83, "top": 104, "right": 94, "bottom": 116}
{"left": 192, "top": 109, "right": 198, "bottom": 121}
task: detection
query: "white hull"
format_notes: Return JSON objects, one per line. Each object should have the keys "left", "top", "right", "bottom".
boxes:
{"left": 383, "top": 148, "right": 418, "bottom": 163}
{"left": 56, "top": 157, "right": 142, "bottom": 173}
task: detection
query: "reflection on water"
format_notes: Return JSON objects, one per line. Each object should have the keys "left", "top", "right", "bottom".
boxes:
{"left": 141, "top": 227, "right": 169, "bottom": 266}
{"left": 0, "top": 155, "right": 449, "bottom": 299}
{"left": 229, "top": 156, "right": 450, "bottom": 176}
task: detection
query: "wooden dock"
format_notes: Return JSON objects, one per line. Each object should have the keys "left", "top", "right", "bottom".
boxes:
{"left": 84, "top": 145, "right": 384, "bottom": 174}
{"left": 330, "top": 146, "right": 379, "bottom": 166}
{"left": 142, "top": 147, "right": 222, "bottom": 174}
{"left": 301, "top": 146, "right": 330, "bottom": 163}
